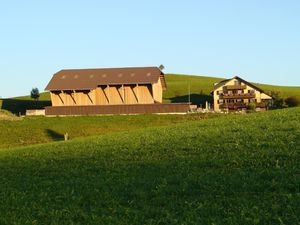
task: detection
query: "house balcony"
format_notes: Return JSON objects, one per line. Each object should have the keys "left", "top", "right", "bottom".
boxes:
{"left": 220, "top": 102, "right": 266, "bottom": 110}
{"left": 225, "top": 85, "right": 247, "bottom": 90}
{"left": 222, "top": 93, "right": 256, "bottom": 99}
{"left": 220, "top": 103, "right": 247, "bottom": 110}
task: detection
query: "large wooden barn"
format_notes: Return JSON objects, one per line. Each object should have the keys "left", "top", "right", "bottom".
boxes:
{"left": 45, "top": 67, "right": 190, "bottom": 115}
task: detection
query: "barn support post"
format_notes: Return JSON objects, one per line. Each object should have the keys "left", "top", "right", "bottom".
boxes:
{"left": 107, "top": 85, "right": 110, "bottom": 104}
{"left": 136, "top": 84, "right": 139, "bottom": 103}
{"left": 59, "top": 91, "right": 65, "bottom": 105}
{"left": 116, "top": 85, "right": 124, "bottom": 104}
{"left": 87, "top": 91, "right": 94, "bottom": 104}
{"left": 122, "top": 84, "right": 125, "bottom": 104}
{"left": 151, "top": 84, "right": 155, "bottom": 102}
{"left": 101, "top": 86, "right": 109, "bottom": 104}
{"left": 70, "top": 90, "right": 76, "bottom": 105}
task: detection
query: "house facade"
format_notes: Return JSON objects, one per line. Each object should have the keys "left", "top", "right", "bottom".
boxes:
{"left": 45, "top": 67, "right": 166, "bottom": 106}
{"left": 213, "top": 76, "right": 273, "bottom": 111}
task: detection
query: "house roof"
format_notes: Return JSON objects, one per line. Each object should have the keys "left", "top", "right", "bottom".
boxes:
{"left": 45, "top": 67, "right": 166, "bottom": 91}
{"left": 213, "top": 76, "right": 267, "bottom": 93}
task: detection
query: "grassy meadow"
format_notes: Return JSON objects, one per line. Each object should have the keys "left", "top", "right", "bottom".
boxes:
{"left": 0, "top": 108, "right": 299, "bottom": 224}
{"left": 0, "top": 113, "right": 220, "bottom": 149}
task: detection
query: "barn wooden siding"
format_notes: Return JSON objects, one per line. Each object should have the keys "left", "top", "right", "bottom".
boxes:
{"left": 45, "top": 103, "right": 191, "bottom": 116}
{"left": 50, "top": 83, "right": 162, "bottom": 107}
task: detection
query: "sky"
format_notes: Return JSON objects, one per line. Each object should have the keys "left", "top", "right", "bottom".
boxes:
{"left": 0, "top": 0, "right": 299, "bottom": 98}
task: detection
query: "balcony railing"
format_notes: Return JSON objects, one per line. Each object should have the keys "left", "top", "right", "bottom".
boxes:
{"left": 226, "top": 84, "right": 247, "bottom": 90}
{"left": 220, "top": 103, "right": 247, "bottom": 109}
{"left": 220, "top": 102, "right": 266, "bottom": 110}
{"left": 222, "top": 93, "right": 256, "bottom": 99}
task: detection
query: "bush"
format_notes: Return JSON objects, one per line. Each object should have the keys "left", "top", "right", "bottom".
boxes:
{"left": 247, "top": 102, "right": 256, "bottom": 110}
{"left": 285, "top": 96, "right": 300, "bottom": 107}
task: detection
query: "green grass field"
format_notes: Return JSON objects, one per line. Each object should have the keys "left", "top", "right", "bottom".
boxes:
{"left": 0, "top": 113, "right": 220, "bottom": 149}
{"left": 1, "top": 74, "right": 300, "bottom": 114}
{"left": 0, "top": 108, "right": 299, "bottom": 224}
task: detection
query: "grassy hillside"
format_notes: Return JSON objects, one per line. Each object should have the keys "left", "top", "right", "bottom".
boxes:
{"left": 1, "top": 74, "right": 300, "bottom": 114}
{"left": 0, "top": 91, "right": 51, "bottom": 114}
{"left": 0, "top": 113, "right": 220, "bottom": 149}
{"left": 163, "top": 74, "right": 300, "bottom": 105}
{"left": 0, "top": 108, "right": 299, "bottom": 224}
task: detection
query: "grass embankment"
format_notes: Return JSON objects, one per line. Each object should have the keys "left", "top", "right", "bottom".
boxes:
{"left": 0, "top": 113, "right": 220, "bottom": 149}
{"left": 0, "top": 108, "right": 299, "bottom": 224}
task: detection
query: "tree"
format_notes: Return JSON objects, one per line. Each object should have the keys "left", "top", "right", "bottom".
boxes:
{"left": 271, "top": 91, "right": 284, "bottom": 109}
{"left": 30, "top": 88, "right": 40, "bottom": 106}
{"left": 285, "top": 96, "right": 300, "bottom": 107}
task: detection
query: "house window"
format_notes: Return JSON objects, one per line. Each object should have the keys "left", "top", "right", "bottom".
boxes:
{"left": 219, "top": 99, "right": 223, "bottom": 104}
{"left": 234, "top": 80, "right": 241, "bottom": 85}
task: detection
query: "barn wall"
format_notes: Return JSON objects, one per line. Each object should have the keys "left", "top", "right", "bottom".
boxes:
{"left": 152, "top": 78, "right": 163, "bottom": 103}
{"left": 50, "top": 82, "right": 163, "bottom": 106}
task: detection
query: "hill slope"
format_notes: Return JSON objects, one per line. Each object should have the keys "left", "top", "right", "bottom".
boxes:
{"left": 0, "top": 113, "right": 220, "bottom": 149}
{"left": 1, "top": 74, "right": 300, "bottom": 113}
{"left": 163, "top": 74, "right": 300, "bottom": 105}
{"left": 0, "top": 108, "right": 299, "bottom": 224}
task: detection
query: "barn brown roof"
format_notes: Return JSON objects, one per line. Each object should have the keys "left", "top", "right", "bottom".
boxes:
{"left": 45, "top": 67, "right": 166, "bottom": 91}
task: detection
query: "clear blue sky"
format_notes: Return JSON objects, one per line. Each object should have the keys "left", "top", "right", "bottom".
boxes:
{"left": 0, "top": 0, "right": 299, "bottom": 98}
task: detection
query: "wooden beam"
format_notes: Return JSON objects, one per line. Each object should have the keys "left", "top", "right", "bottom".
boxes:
{"left": 136, "top": 84, "right": 139, "bottom": 103}
{"left": 58, "top": 91, "right": 64, "bottom": 104}
{"left": 117, "top": 85, "right": 125, "bottom": 103}
{"left": 86, "top": 91, "right": 94, "bottom": 104}
{"left": 132, "top": 85, "right": 139, "bottom": 103}
{"left": 123, "top": 84, "right": 125, "bottom": 104}
{"left": 100, "top": 86, "right": 109, "bottom": 104}
{"left": 107, "top": 85, "right": 110, "bottom": 104}
{"left": 151, "top": 84, "right": 155, "bottom": 101}
{"left": 70, "top": 90, "right": 76, "bottom": 105}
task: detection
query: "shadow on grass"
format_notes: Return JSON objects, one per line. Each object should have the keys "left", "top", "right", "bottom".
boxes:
{"left": 45, "top": 129, "right": 64, "bottom": 141}
{"left": 167, "top": 94, "right": 212, "bottom": 106}
{"left": 0, "top": 98, "right": 51, "bottom": 115}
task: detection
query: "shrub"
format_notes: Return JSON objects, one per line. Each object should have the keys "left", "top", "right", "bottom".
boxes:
{"left": 247, "top": 102, "right": 256, "bottom": 110}
{"left": 285, "top": 96, "right": 300, "bottom": 107}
